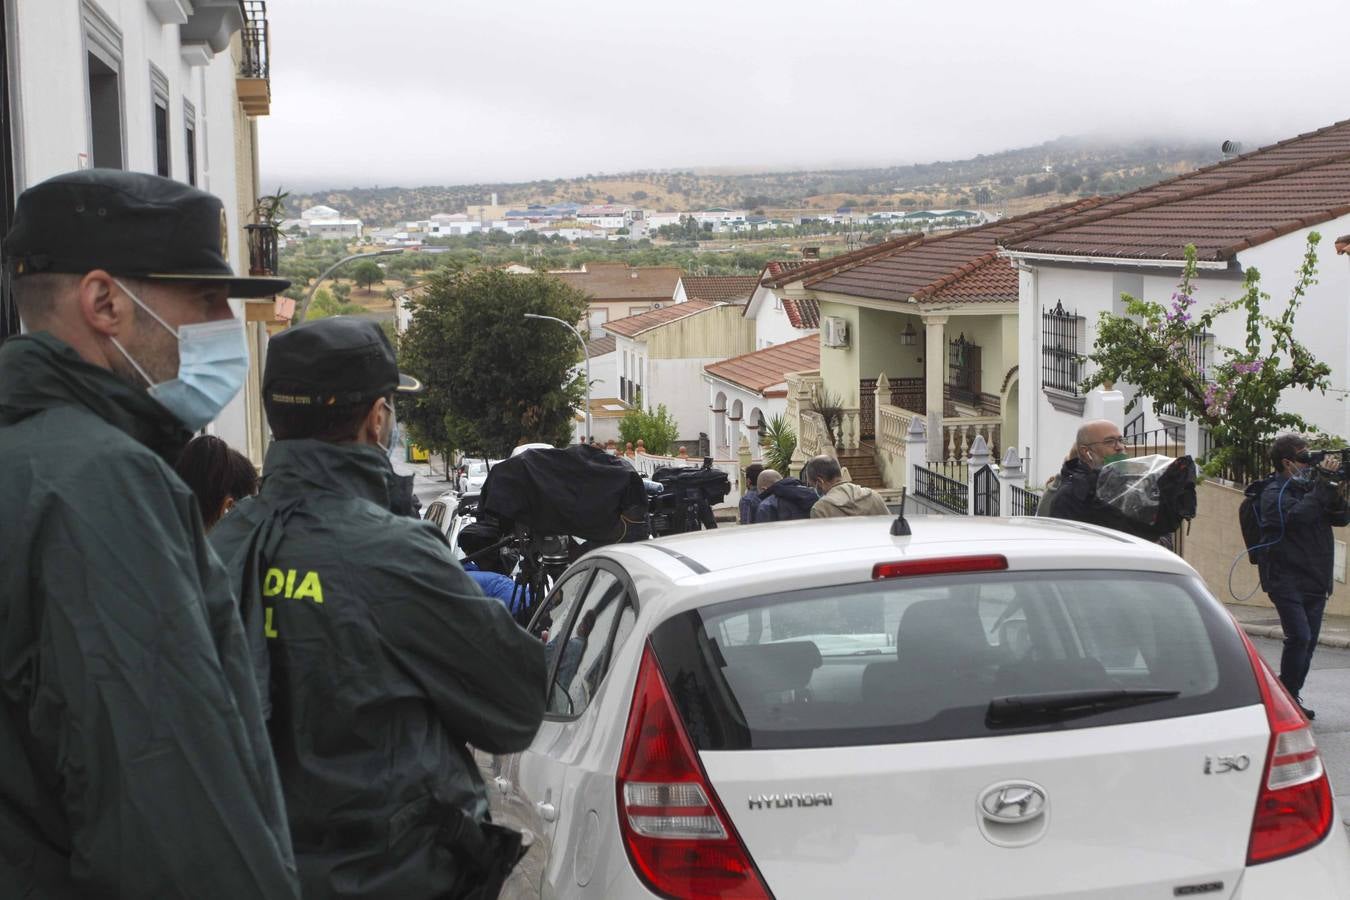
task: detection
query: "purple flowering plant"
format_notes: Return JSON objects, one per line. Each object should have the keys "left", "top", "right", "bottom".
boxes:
{"left": 1085, "top": 236, "right": 1332, "bottom": 477}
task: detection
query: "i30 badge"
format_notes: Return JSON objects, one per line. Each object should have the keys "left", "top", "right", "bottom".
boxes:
{"left": 979, "top": 782, "right": 1047, "bottom": 823}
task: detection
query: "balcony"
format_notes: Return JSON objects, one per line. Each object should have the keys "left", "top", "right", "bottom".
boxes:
{"left": 237, "top": 1, "right": 271, "bottom": 116}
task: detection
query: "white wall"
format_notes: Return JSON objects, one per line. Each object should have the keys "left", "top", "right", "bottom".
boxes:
{"left": 1018, "top": 217, "right": 1350, "bottom": 484}
{"left": 584, "top": 349, "right": 618, "bottom": 399}
{"left": 750, "top": 285, "right": 814, "bottom": 348}
{"left": 651, "top": 357, "right": 722, "bottom": 440}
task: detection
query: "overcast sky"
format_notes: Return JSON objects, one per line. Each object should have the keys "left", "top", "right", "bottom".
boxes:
{"left": 258, "top": 0, "right": 1349, "bottom": 191}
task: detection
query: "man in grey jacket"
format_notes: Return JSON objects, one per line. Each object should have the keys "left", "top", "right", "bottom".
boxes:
{"left": 804, "top": 455, "right": 890, "bottom": 518}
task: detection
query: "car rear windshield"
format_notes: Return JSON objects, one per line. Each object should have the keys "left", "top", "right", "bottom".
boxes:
{"left": 648, "top": 570, "right": 1259, "bottom": 751}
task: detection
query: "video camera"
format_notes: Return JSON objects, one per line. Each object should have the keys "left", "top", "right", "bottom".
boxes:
{"left": 1300, "top": 447, "right": 1350, "bottom": 480}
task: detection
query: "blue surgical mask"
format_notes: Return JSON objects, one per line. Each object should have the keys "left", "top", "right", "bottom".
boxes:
{"left": 1292, "top": 463, "right": 1315, "bottom": 483}
{"left": 109, "top": 279, "right": 249, "bottom": 431}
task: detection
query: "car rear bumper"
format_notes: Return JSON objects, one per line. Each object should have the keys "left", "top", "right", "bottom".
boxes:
{"left": 1236, "top": 816, "right": 1350, "bottom": 897}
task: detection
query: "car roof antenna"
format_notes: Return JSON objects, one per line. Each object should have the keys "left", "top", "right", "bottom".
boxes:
{"left": 890, "top": 487, "right": 911, "bottom": 536}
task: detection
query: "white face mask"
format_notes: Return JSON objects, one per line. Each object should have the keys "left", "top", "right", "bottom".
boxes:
{"left": 376, "top": 398, "right": 399, "bottom": 460}
{"left": 109, "top": 278, "right": 249, "bottom": 431}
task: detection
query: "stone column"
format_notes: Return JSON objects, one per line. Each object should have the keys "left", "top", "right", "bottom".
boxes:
{"left": 726, "top": 415, "right": 742, "bottom": 462}
{"left": 924, "top": 315, "right": 948, "bottom": 460}
{"left": 904, "top": 416, "right": 928, "bottom": 500}
{"left": 999, "top": 446, "right": 1028, "bottom": 516}
{"left": 745, "top": 422, "right": 762, "bottom": 461}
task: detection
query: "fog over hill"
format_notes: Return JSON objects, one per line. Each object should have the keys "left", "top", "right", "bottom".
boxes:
{"left": 278, "top": 135, "right": 1224, "bottom": 227}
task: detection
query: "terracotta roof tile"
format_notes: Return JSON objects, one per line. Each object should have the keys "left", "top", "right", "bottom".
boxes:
{"left": 552, "top": 264, "right": 683, "bottom": 301}
{"left": 704, "top": 336, "right": 820, "bottom": 396}
{"left": 807, "top": 199, "right": 1104, "bottom": 304}
{"left": 760, "top": 234, "right": 926, "bottom": 289}
{"left": 680, "top": 275, "right": 759, "bottom": 302}
{"left": 763, "top": 259, "right": 813, "bottom": 280}
{"left": 1001, "top": 119, "right": 1350, "bottom": 261}
{"left": 602, "top": 298, "right": 721, "bottom": 338}
{"left": 782, "top": 297, "right": 821, "bottom": 328}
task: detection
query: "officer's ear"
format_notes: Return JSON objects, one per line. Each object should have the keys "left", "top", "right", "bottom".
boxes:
{"left": 77, "top": 270, "right": 132, "bottom": 338}
{"left": 356, "top": 395, "right": 390, "bottom": 447}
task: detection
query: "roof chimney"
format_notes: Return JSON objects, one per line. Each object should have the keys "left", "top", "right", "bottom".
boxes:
{"left": 1221, "top": 140, "right": 1244, "bottom": 158}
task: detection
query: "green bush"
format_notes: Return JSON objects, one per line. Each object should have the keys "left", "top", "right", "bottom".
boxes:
{"left": 619, "top": 404, "right": 680, "bottom": 456}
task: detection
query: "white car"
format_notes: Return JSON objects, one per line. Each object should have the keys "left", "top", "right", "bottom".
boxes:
{"left": 482, "top": 516, "right": 1350, "bottom": 899}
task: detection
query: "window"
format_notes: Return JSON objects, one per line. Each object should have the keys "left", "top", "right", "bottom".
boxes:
{"left": 150, "top": 66, "right": 170, "bottom": 177}
{"left": 1042, "top": 300, "right": 1085, "bottom": 395}
{"left": 83, "top": 1, "right": 124, "bottom": 169}
{"left": 543, "top": 567, "right": 634, "bottom": 718}
{"left": 183, "top": 101, "right": 197, "bottom": 186}
{"left": 947, "top": 332, "right": 981, "bottom": 405}
{"left": 649, "top": 571, "right": 1257, "bottom": 751}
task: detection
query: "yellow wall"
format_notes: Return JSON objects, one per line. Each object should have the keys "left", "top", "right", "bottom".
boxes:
{"left": 818, "top": 301, "right": 862, "bottom": 405}
{"left": 647, "top": 307, "right": 754, "bottom": 359}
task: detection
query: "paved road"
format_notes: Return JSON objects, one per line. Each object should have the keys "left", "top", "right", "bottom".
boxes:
{"left": 1250, "top": 636, "right": 1350, "bottom": 825}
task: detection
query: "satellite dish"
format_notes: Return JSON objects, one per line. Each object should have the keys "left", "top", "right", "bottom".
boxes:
{"left": 1221, "top": 140, "right": 1244, "bottom": 156}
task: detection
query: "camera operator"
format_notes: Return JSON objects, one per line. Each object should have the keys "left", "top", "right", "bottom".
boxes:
{"left": 1259, "top": 434, "right": 1350, "bottom": 719}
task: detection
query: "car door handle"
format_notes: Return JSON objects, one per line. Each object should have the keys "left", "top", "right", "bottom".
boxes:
{"left": 493, "top": 776, "right": 512, "bottom": 793}
{"left": 536, "top": 801, "right": 558, "bottom": 822}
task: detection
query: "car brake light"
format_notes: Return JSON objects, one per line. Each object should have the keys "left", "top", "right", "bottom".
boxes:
{"left": 617, "top": 643, "right": 773, "bottom": 900}
{"left": 1236, "top": 627, "right": 1334, "bottom": 864}
{"left": 872, "top": 554, "right": 1008, "bottom": 579}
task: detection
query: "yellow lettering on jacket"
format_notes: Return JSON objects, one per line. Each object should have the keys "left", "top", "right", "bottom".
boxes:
{"left": 264, "top": 606, "right": 279, "bottom": 639}
{"left": 263, "top": 568, "right": 285, "bottom": 597}
{"left": 261, "top": 567, "right": 325, "bottom": 604}
{"left": 292, "top": 571, "right": 324, "bottom": 604}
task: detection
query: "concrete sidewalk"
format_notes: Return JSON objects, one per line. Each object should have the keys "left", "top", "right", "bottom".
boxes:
{"left": 1227, "top": 603, "right": 1350, "bottom": 650}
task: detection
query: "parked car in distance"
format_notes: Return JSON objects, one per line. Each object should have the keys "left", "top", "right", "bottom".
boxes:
{"left": 482, "top": 516, "right": 1350, "bottom": 899}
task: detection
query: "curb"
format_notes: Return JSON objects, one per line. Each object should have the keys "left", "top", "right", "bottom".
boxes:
{"left": 1237, "top": 621, "right": 1350, "bottom": 650}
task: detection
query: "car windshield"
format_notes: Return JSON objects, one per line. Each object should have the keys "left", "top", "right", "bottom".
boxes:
{"left": 649, "top": 570, "right": 1258, "bottom": 750}
{"left": 465, "top": 460, "right": 489, "bottom": 476}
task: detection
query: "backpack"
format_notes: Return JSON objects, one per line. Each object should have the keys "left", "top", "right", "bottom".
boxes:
{"left": 1238, "top": 475, "right": 1275, "bottom": 564}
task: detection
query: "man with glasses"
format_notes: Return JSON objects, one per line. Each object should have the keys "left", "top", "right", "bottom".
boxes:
{"left": 1048, "top": 419, "right": 1182, "bottom": 541}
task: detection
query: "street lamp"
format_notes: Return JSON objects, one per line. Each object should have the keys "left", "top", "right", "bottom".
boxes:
{"left": 293, "top": 248, "right": 403, "bottom": 323}
{"left": 524, "top": 313, "right": 591, "bottom": 443}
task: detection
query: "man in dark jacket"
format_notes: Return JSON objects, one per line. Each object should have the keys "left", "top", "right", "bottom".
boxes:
{"left": 1258, "top": 434, "right": 1350, "bottom": 719}
{"left": 0, "top": 170, "right": 298, "bottom": 897}
{"left": 755, "top": 467, "right": 819, "bottom": 522}
{"left": 1049, "top": 419, "right": 1182, "bottom": 542}
{"left": 211, "top": 317, "right": 546, "bottom": 899}
{"left": 739, "top": 463, "right": 765, "bottom": 524}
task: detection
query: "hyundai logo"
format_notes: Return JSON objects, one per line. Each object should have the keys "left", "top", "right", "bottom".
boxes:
{"left": 979, "top": 782, "right": 1047, "bottom": 823}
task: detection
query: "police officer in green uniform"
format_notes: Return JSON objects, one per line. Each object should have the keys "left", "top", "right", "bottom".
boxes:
{"left": 0, "top": 170, "right": 299, "bottom": 896}
{"left": 211, "top": 317, "right": 546, "bottom": 899}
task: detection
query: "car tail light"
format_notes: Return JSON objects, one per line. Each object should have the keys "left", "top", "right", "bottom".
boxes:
{"left": 1236, "top": 628, "right": 1334, "bottom": 864}
{"left": 617, "top": 643, "right": 773, "bottom": 899}
{"left": 872, "top": 554, "right": 1008, "bottom": 579}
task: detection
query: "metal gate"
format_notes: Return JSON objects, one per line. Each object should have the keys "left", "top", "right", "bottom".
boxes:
{"left": 973, "top": 464, "right": 999, "bottom": 516}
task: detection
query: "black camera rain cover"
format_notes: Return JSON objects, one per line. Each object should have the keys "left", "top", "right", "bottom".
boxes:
{"left": 479, "top": 444, "right": 647, "bottom": 542}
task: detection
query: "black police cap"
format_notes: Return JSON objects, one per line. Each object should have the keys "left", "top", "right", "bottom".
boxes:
{"left": 264, "top": 316, "right": 421, "bottom": 409}
{"left": 3, "top": 168, "right": 289, "bottom": 298}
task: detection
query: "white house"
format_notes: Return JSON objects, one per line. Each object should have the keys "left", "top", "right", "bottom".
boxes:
{"left": 703, "top": 335, "right": 819, "bottom": 461}
{"left": 299, "top": 204, "right": 363, "bottom": 239}
{"left": 571, "top": 335, "right": 624, "bottom": 445}
{"left": 0, "top": 0, "right": 277, "bottom": 462}
{"left": 576, "top": 204, "right": 632, "bottom": 230}
{"left": 604, "top": 300, "right": 755, "bottom": 442}
{"left": 1000, "top": 120, "right": 1350, "bottom": 485}
{"left": 743, "top": 261, "right": 821, "bottom": 349}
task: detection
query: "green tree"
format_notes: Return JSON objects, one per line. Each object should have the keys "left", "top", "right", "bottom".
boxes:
{"left": 617, "top": 404, "right": 680, "bottom": 456}
{"left": 760, "top": 414, "right": 797, "bottom": 476}
{"left": 398, "top": 269, "right": 589, "bottom": 458}
{"left": 351, "top": 260, "right": 384, "bottom": 293}
{"left": 331, "top": 282, "right": 352, "bottom": 303}
{"left": 1085, "top": 237, "right": 1332, "bottom": 480}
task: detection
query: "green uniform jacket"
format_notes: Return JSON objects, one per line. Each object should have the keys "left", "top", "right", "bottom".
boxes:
{"left": 0, "top": 333, "right": 298, "bottom": 898}
{"left": 210, "top": 439, "right": 546, "bottom": 900}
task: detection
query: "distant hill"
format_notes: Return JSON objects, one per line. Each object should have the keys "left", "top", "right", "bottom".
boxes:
{"left": 281, "top": 135, "right": 1222, "bottom": 227}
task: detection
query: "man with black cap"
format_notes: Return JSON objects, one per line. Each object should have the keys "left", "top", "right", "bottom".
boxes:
{"left": 0, "top": 169, "right": 299, "bottom": 896}
{"left": 210, "top": 316, "right": 546, "bottom": 899}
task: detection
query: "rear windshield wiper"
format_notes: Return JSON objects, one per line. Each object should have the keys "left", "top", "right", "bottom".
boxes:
{"left": 986, "top": 689, "right": 1180, "bottom": 728}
